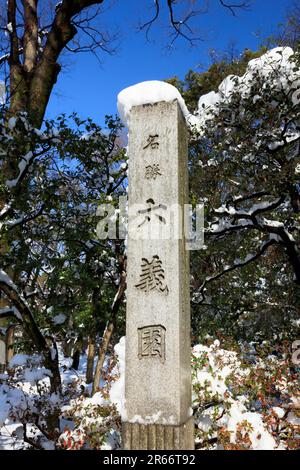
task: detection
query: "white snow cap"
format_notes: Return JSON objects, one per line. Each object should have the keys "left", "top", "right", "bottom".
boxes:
{"left": 117, "top": 80, "right": 190, "bottom": 128}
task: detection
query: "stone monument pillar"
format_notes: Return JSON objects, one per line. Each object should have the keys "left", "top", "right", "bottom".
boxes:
{"left": 0, "top": 337, "right": 5, "bottom": 373}
{"left": 122, "top": 99, "right": 194, "bottom": 450}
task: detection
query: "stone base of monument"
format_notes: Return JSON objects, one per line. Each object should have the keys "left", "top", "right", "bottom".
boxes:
{"left": 122, "top": 418, "right": 194, "bottom": 450}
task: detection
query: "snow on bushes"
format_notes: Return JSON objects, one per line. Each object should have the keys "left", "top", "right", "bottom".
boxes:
{"left": 58, "top": 349, "right": 122, "bottom": 450}
{"left": 0, "top": 353, "right": 82, "bottom": 449}
{"left": 192, "top": 340, "right": 299, "bottom": 449}
{"left": 117, "top": 47, "right": 300, "bottom": 135}
{"left": 60, "top": 338, "right": 299, "bottom": 450}
{"left": 194, "top": 47, "right": 300, "bottom": 132}
{"left": 1, "top": 337, "right": 298, "bottom": 450}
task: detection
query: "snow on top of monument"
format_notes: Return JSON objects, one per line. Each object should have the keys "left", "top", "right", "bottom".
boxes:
{"left": 117, "top": 80, "right": 190, "bottom": 127}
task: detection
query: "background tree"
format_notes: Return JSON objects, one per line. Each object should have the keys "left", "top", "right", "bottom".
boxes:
{"left": 186, "top": 47, "right": 300, "bottom": 342}
{"left": 163, "top": 3, "right": 300, "bottom": 343}
{"left": 0, "top": 0, "right": 250, "bottom": 129}
{"left": 0, "top": 0, "right": 252, "bottom": 393}
{"left": 0, "top": 111, "right": 126, "bottom": 390}
{"left": 270, "top": 0, "right": 300, "bottom": 49}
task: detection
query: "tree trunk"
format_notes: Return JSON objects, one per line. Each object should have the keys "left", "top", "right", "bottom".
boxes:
{"left": 86, "top": 336, "right": 96, "bottom": 384}
{"left": 0, "top": 273, "right": 61, "bottom": 393}
{"left": 91, "top": 250, "right": 126, "bottom": 395}
{"left": 5, "top": 324, "right": 15, "bottom": 364}
{"left": 45, "top": 340, "right": 61, "bottom": 395}
{"left": 62, "top": 339, "right": 73, "bottom": 357}
{"left": 71, "top": 348, "right": 80, "bottom": 370}
{"left": 71, "top": 336, "right": 83, "bottom": 370}
{"left": 8, "top": 0, "right": 104, "bottom": 128}
{"left": 92, "top": 320, "right": 115, "bottom": 395}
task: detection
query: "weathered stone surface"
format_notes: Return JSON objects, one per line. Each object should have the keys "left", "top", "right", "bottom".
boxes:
{"left": 122, "top": 418, "right": 194, "bottom": 450}
{"left": 0, "top": 338, "right": 5, "bottom": 372}
{"left": 123, "top": 100, "right": 193, "bottom": 449}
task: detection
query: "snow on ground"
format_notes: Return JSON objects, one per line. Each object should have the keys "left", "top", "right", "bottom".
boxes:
{"left": 0, "top": 346, "right": 109, "bottom": 450}
{"left": 0, "top": 336, "right": 298, "bottom": 450}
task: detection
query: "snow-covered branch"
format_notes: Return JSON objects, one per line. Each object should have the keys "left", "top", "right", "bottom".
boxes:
{"left": 0, "top": 306, "right": 21, "bottom": 321}
{"left": 0, "top": 269, "right": 47, "bottom": 350}
{"left": 3, "top": 203, "right": 45, "bottom": 231}
{"left": 194, "top": 238, "right": 277, "bottom": 303}
{"left": 0, "top": 47, "right": 23, "bottom": 65}
{"left": 0, "top": 203, "right": 12, "bottom": 221}
{"left": 0, "top": 268, "right": 62, "bottom": 392}
{"left": 213, "top": 196, "right": 285, "bottom": 221}
{"left": 5, "top": 150, "right": 35, "bottom": 189}
{"left": 209, "top": 197, "right": 285, "bottom": 237}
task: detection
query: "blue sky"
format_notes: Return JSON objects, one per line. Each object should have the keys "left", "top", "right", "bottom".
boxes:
{"left": 46, "top": 0, "right": 291, "bottom": 126}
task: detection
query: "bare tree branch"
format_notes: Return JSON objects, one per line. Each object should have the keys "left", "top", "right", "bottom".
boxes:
{"left": 139, "top": 0, "right": 250, "bottom": 44}
{"left": 167, "top": 0, "right": 204, "bottom": 45}
{"left": 139, "top": 0, "right": 160, "bottom": 40}
{"left": 219, "top": 0, "right": 250, "bottom": 16}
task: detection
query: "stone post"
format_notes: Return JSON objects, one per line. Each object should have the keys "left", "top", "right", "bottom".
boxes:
{"left": 0, "top": 337, "right": 5, "bottom": 373}
{"left": 122, "top": 100, "right": 194, "bottom": 450}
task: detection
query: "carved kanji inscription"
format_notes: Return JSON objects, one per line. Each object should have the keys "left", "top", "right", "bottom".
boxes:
{"left": 137, "top": 198, "right": 167, "bottom": 228}
{"left": 138, "top": 325, "right": 166, "bottom": 363}
{"left": 143, "top": 134, "right": 159, "bottom": 150}
{"left": 145, "top": 163, "right": 162, "bottom": 180}
{"left": 135, "top": 255, "right": 169, "bottom": 294}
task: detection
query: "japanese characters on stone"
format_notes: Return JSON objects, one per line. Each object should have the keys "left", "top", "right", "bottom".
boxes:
{"left": 138, "top": 325, "right": 166, "bottom": 364}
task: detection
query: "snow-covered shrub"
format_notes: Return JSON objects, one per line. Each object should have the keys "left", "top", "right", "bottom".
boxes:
{"left": 0, "top": 354, "right": 60, "bottom": 449}
{"left": 0, "top": 352, "right": 84, "bottom": 449}
{"left": 59, "top": 395, "right": 120, "bottom": 450}
{"left": 0, "top": 337, "right": 299, "bottom": 450}
{"left": 58, "top": 344, "right": 122, "bottom": 450}
{"left": 192, "top": 340, "right": 300, "bottom": 450}
{"left": 57, "top": 337, "right": 300, "bottom": 451}
{"left": 188, "top": 47, "right": 300, "bottom": 341}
